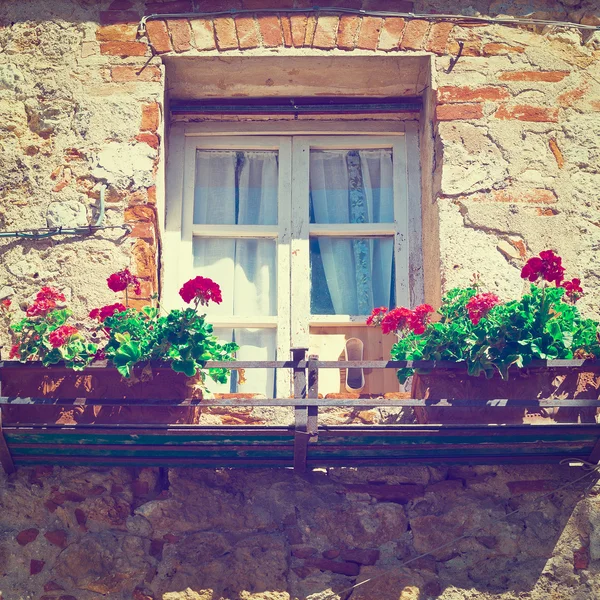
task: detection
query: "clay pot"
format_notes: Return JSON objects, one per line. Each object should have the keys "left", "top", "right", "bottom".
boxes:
{"left": 0, "top": 362, "right": 201, "bottom": 425}
{"left": 411, "top": 365, "right": 600, "bottom": 425}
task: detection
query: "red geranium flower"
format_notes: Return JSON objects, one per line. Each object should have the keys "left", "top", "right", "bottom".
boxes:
{"left": 521, "top": 250, "right": 565, "bottom": 285}
{"left": 466, "top": 293, "right": 501, "bottom": 325}
{"left": 26, "top": 286, "right": 66, "bottom": 317}
{"left": 89, "top": 303, "right": 127, "bottom": 322}
{"left": 107, "top": 269, "right": 141, "bottom": 295}
{"left": 561, "top": 278, "right": 583, "bottom": 302}
{"left": 366, "top": 306, "right": 388, "bottom": 327}
{"left": 48, "top": 325, "right": 79, "bottom": 348}
{"left": 1, "top": 298, "right": 11, "bottom": 309}
{"left": 179, "top": 276, "right": 223, "bottom": 306}
{"left": 8, "top": 344, "right": 20, "bottom": 359}
{"left": 409, "top": 304, "right": 435, "bottom": 334}
{"left": 380, "top": 307, "right": 413, "bottom": 335}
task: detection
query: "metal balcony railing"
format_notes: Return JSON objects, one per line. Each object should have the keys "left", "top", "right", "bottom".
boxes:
{"left": 1, "top": 351, "right": 600, "bottom": 474}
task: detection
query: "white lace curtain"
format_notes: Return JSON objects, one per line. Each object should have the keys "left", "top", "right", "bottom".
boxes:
{"left": 192, "top": 150, "right": 278, "bottom": 396}
{"left": 310, "top": 149, "right": 394, "bottom": 315}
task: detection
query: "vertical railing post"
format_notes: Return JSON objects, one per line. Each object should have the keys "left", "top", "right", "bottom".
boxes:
{"left": 0, "top": 406, "right": 15, "bottom": 475}
{"left": 292, "top": 347, "right": 308, "bottom": 473}
{"left": 307, "top": 354, "right": 319, "bottom": 442}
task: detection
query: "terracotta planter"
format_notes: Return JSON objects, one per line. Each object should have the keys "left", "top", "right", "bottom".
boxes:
{"left": 0, "top": 362, "right": 202, "bottom": 425}
{"left": 411, "top": 365, "right": 600, "bottom": 425}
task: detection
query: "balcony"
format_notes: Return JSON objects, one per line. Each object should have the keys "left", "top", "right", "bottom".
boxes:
{"left": 1, "top": 354, "right": 600, "bottom": 475}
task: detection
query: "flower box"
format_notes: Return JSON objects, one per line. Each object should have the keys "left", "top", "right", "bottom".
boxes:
{"left": 0, "top": 362, "right": 202, "bottom": 425}
{"left": 411, "top": 363, "right": 600, "bottom": 425}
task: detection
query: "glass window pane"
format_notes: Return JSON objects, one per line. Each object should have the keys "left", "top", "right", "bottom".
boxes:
{"left": 194, "top": 150, "right": 278, "bottom": 225}
{"left": 212, "top": 328, "right": 276, "bottom": 397}
{"left": 310, "top": 237, "right": 394, "bottom": 315}
{"left": 193, "top": 238, "right": 277, "bottom": 316}
{"left": 309, "top": 149, "right": 393, "bottom": 224}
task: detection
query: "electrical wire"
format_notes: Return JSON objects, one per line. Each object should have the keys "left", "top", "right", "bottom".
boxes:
{"left": 318, "top": 458, "right": 600, "bottom": 600}
{"left": 139, "top": 7, "right": 600, "bottom": 35}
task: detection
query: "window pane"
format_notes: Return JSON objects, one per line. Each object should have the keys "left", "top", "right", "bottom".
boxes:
{"left": 194, "top": 150, "right": 278, "bottom": 225}
{"left": 309, "top": 149, "right": 393, "bottom": 224}
{"left": 193, "top": 238, "right": 277, "bottom": 316}
{"left": 212, "top": 328, "right": 276, "bottom": 397}
{"left": 310, "top": 237, "right": 394, "bottom": 315}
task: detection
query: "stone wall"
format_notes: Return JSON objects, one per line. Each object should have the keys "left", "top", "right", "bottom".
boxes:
{"left": 1, "top": 463, "right": 600, "bottom": 600}
{"left": 1, "top": 1, "right": 600, "bottom": 599}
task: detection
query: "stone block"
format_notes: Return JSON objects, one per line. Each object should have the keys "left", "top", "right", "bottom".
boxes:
{"left": 47, "top": 201, "right": 88, "bottom": 228}
{"left": 44, "top": 529, "right": 68, "bottom": 549}
{"left": 16, "top": 528, "right": 39, "bottom": 546}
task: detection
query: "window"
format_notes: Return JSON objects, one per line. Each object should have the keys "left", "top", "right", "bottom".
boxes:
{"left": 165, "top": 123, "right": 421, "bottom": 397}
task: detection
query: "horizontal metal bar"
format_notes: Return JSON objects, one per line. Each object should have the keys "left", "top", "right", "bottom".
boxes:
{"left": 3, "top": 397, "right": 600, "bottom": 408}
{"left": 2, "top": 359, "right": 599, "bottom": 371}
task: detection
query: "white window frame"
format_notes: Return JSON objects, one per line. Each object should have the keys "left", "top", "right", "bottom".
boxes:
{"left": 165, "top": 121, "right": 423, "bottom": 392}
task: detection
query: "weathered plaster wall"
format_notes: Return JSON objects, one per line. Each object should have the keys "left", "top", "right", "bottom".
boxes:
{"left": 1, "top": 464, "right": 600, "bottom": 600}
{"left": 1, "top": 2, "right": 600, "bottom": 599}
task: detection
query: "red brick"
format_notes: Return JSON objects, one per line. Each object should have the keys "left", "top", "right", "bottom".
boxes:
{"left": 574, "top": 547, "right": 590, "bottom": 570}
{"left": 322, "top": 549, "right": 339, "bottom": 559}
{"left": 337, "top": 15, "right": 360, "bottom": 50}
{"left": 141, "top": 102, "right": 160, "bottom": 132}
{"left": 214, "top": 17, "right": 238, "bottom": 50}
{"left": 436, "top": 103, "right": 484, "bottom": 121}
{"left": 494, "top": 104, "right": 559, "bottom": 123}
{"left": 400, "top": 19, "right": 430, "bottom": 50}
{"left": 132, "top": 239, "right": 157, "bottom": 280}
{"left": 549, "top": 138, "right": 564, "bottom": 169}
{"left": 438, "top": 86, "right": 510, "bottom": 103}
{"left": 466, "top": 189, "right": 557, "bottom": 204}
{"left": 125, "top": 205, "right": 156, "bottom": 221}
{"left": 16, "top": 528, "right": 39, "bottom": 546}
{"left": 312, "top": 15, "right": 338, "bottom": 49}
{"left": 100, "top": 41, "right": 147, "bottom": 56}
{"left": 147, "top": 185, "right": 157, "bottom": 204}
{"left": 483, "top": 42, "right": 525, "bottom": 55}
{"left": 507, "top": 480, "right": 558, "bottom": 494}
{"left": 305, "top": 15, "right": 318, "bottom": 46}
{"left": 44, "top": 582, "right": 64, "bottom": 592}
{"left": 111, "top": 65, "right": 161, "bottom": 82}
{"left": 425, "top": 21, "right": 453, "bottom": 55}
{"left": 44, "top": 529, "right": 68, "bottom": 549}
{"left": 499, "top": 71, "right": 570, "bottom": 82}
{"left": 378, "top": 17, "right": 405, "bottom": 51}
{"left": 305, "top": 558, "right": 360, "bottom": 577}
{"left": 258, "top": 15, "right": 283, "bottom": 47}
{"left": 356, "top": 16, "right": 383, "bottom": 50}
{"left": 292, "top": 546, "right": 318, "bottom": 558}
{"left": 100, "top": 10, "right": 139, "bottom": 25}
{"left": 235, "top": 16, "right": 260, "bottom": 50}
{"left": 167, "top": 19, "right": 192, "bottom": 52}
{"left": 136, "top": 132, "right": 159, "bottom": 149}
{"left": 558, "top": 84, "right": 588, "bottom": 108}
{"left": 190, "top": 18, "right": 216, "bottom": 51}
{"left": 145, "top": 0, "right": 193, "bottom": 13}
{"left": 30, "top": 560, "right": 45, "bottom": 575}
{"left": 280, "top": 16, "right": 293, "bottom": 46}
{"left": 537, "top": 207, "right": 559, "bottom": 216}
{"left": 96, "top": 23, "right": 138, "bottom": 42}
{"left": 145, "top": 20, "right": 172, "bottom": 53}
{"left": 289, "top": 14, "right": 307, "bottom": 47}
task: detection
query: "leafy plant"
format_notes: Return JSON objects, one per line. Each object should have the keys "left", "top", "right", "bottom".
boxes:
{"left": 7, "top": 271, "right": 238, "bottom": 389}
{"left": 367, "top": 250, "right": 599, "bottom": 383}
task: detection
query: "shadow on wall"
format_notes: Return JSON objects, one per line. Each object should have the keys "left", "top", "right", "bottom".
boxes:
{"left": 0, "top": 463, "right": 596, "bottom": 599}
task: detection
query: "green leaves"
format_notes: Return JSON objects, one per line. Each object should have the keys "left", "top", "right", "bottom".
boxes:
{"left": 391, "top": 284, "right": 600, "bottom": 381}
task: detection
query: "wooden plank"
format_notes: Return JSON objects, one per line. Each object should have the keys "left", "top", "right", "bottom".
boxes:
{"left": 393, "top": 135, "right": 410, "bottom": 307}
{"left": 0, "top": 408, "right": 15, "bottom": 474}
{"left": 192, "top": 224, "right": 279, "bottom": 238}
{"left": 307, "top": 355, "right": 319, "bottom": 442}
